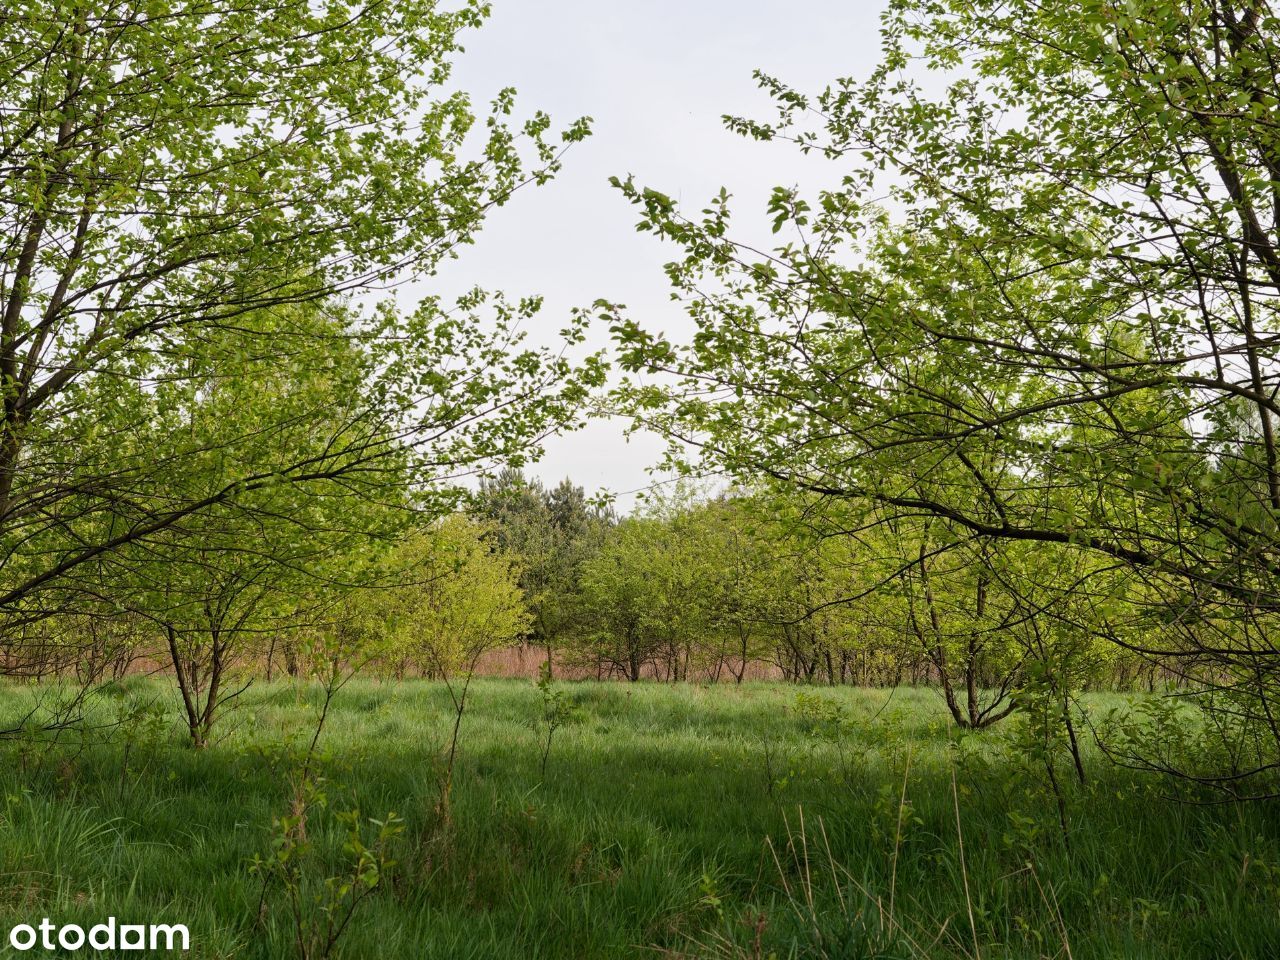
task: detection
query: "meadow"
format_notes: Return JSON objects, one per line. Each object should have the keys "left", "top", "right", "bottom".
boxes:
{"left": 0, "top": 679, "right": 1276, "bottom": 959}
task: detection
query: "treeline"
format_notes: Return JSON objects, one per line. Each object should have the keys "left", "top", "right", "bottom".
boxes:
{"left": 471, "top": 471, "right": 1174, "bottom": 725}
{"left": 8, "top": 462, "right": 1174, "bottom": 745}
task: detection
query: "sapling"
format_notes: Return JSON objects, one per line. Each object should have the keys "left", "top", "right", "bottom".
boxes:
{"left": 250, "top": 633, "right": 402, "bottom": 960}
{"left": 531, "top": 660, "right": 577, "bottom": 782}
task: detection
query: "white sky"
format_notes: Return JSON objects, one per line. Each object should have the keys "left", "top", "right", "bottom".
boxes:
{"left": 422, "top": 1, "right": 890, "bottom": 506}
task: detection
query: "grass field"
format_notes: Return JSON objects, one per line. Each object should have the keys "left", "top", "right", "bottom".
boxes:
{"left": 0, "top": 678, "right": 1276, "bottom": 959}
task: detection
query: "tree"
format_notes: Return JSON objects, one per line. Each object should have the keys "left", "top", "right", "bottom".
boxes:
{"left": 681, "top": 495, "right": 779, "bottom": 684}
{"left": 574, "top": 511, "right": 712, "bottom": 682}
{"left": 474, "top": 470, "right": 613, "bottom": 673}
{"left": 0, "top": 1, "right": 595, "bottom": 624}
{"left": 84, "top": 302, "right": 412, "bottom": 746}
{"left": 368, "top": 515, "right": 529, "bottom": 679}
{"left": 610, "top": 1, "right": 1280, "bottom": 793}
{"left": 572, "top": 488, "right": 775, "bottom": 683}
{"left": 362, "top": 514, "right": 529, "bottom": 807}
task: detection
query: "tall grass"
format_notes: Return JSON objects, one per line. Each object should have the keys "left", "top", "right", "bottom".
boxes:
{"left": 0, "top": 679, "right": 1274, "bottom": 958}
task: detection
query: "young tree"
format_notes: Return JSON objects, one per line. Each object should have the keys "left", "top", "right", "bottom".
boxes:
{"left": 682, "top": 496, "right": 779, "bottom": 683}
{"left": 574, "top": 518, "right": 669, "bottom": 682}
{"left": 573, "top": 489, "right": 769, "bottom": 683}
{"left": 87, "top": 302, "right": 413, "bottom": 746}
{"left": 362, "top": 514, "right": 529, "bottom": 804}
{"left": 370, "top": 516, "right": 529, "bottom": 679}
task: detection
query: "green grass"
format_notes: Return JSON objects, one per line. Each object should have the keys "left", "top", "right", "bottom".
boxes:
{"left": 0, "top": 678, "right": 1276, "bottom": 958}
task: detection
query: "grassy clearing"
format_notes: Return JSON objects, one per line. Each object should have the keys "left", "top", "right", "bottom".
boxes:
{"left": 0, "top": 679, "right": 1276, "bottom": 958}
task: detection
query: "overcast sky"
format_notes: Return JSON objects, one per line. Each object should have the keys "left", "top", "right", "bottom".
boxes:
{"left": 421, "top": 1, "right": 890, "bottom": 505}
